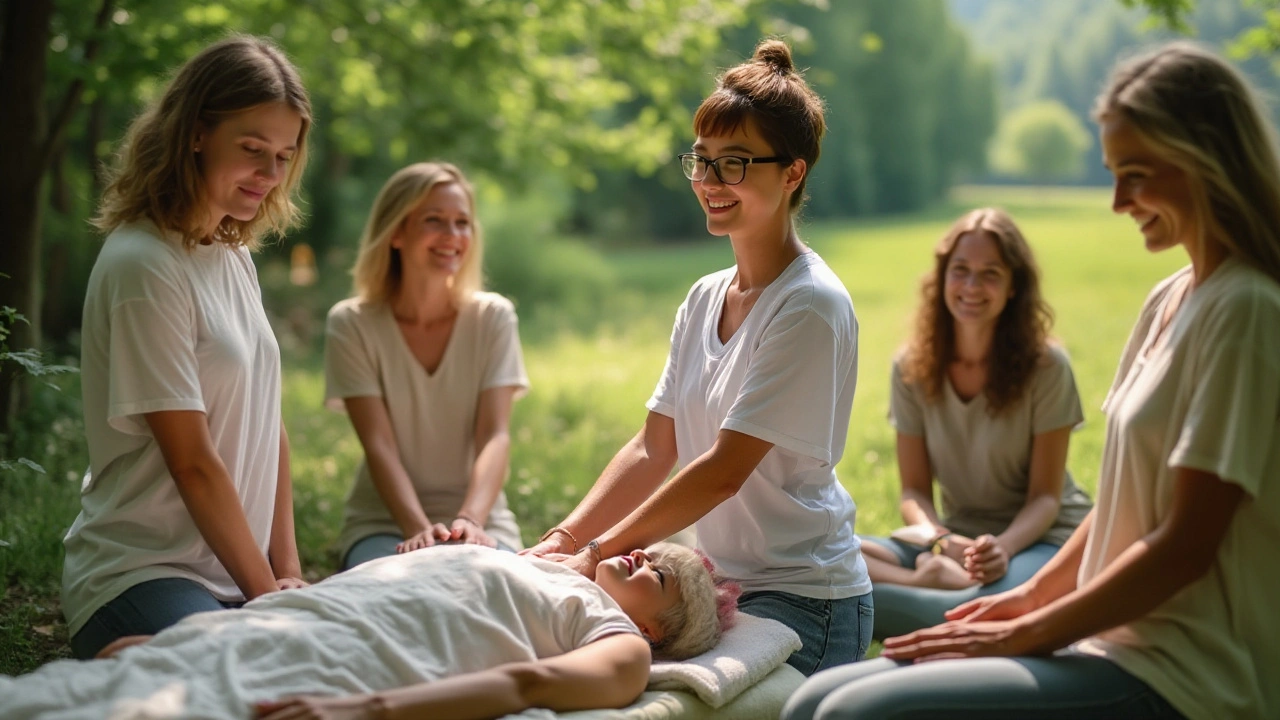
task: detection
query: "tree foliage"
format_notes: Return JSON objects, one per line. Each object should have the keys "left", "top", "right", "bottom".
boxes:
{"left": 990, "top": 100, "right": 1093, "bottom": 181}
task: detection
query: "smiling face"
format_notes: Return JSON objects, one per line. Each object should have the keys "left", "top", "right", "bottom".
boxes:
{"left": 195, "top": 101, "right": 302, "bottom": 238}
{"left": 943, "top": 230, "right": 1013, "bottom": 331}
{"left": 690, "top": 117, "right": 803, "bottom": 239}
{"left": 1101, "top": 113, "right": 1199, "bottom": 255}
{"left": 391, "top": 182, "right": 474, "bottom": 279}
{"left": 594, "top": 549, "right": 681, "bottom": 642}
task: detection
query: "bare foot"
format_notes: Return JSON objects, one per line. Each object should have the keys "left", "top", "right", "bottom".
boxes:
{"left": 914, "top": 554, "right": 979, "bottom": 590}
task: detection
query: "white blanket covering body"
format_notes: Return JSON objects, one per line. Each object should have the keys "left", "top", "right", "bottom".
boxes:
{"left": 0, "top": 547, "right": 635, "bottom": 720}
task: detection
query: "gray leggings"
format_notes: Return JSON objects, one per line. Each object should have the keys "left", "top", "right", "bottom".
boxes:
{"left": 781, "top": 655, "right": 1185, "bottom": 720}
{"left": 864, "top": 536, "right": 1060, "bottom": 638}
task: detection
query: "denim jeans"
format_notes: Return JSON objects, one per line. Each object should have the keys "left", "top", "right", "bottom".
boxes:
{"left": 70, "top": 577, "right": 242, "bottom": 659}
{"left": 737, "top": 590, "right": 873, "bottom": 677}
{"left": 863, "top": 536, "right": 1061, "bottom": 638}
{"left": 781, "top": 654, "right": 1186, "bottom": 720}
{"left": 342, "top": 533, "right": 517, "bottom": 571}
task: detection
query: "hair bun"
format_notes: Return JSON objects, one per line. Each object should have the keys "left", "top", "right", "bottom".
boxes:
{"left": 753, "top": 38, "right": 795, "bottom": 74}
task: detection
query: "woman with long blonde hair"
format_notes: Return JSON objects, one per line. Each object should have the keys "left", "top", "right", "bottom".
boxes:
{"left": 784, "top": 42, "right": 1280, "bottom": 720}
{"left": 324, "top": 162, "right": 528, "bottom": 569}
{"left": 66, "top": 35, "right": 312, "bottom": 660}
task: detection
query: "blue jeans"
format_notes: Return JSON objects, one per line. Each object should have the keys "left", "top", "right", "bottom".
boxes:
{"left": 781, "top": 654, "right": 1186, "bottom": 720}
{"left": 70, "top": 577, "right": 242, "bottom": 659}
{"left": 342, "top": 533, "right": 517, "bottom": 571}
{"left": 737, "top": 590, "right": 873, "bottom": 677}
{"left": 864, "top": 537, "right": 1060, "bottom": 638}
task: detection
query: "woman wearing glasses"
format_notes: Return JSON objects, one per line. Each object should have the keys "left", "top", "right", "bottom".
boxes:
{"left": 524, "top": 39, "right": 872, "bottom": 676}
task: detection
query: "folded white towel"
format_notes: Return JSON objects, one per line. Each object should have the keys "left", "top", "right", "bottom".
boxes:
{"left": 646, "top": 614, "right": 801, "bottom": 708}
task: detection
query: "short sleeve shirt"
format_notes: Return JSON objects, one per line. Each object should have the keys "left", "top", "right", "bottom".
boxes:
{"left": 647, "top": 253, "right": 870, "bottom": 599}
{"left": 325, "top": 292, "right": 529, "bottom": 553}
{"left": 62, "top": 221, "right": 282, "bottom": 636}
{"left": 888, "top": 345, "right": 1092, "bottom": 545}
{"left": 1074, "top": 259, "right": 1280, "bottom": 720}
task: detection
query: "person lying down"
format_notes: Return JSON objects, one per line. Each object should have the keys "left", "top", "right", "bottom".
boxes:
{"left": 0, "top": 543, "right": 738, "bottom": 720}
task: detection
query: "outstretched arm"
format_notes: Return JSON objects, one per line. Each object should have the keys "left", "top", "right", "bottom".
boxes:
{"left": 450, "top": 386, "right": 520, "bottom": 547}
{"left": 885, "top": 468, "right": 1242, "bottom": 660}
{"left": 254, "top": 632, "right": 651, "bottom": 720}
{"left": 343, "top": 396, "right": 451, "bottom": 551}
{"left": 146, "top": 410, "right": 278, "bottom": 600}
{"left": 524, "top": 411, "right": 679, "bottom": 556}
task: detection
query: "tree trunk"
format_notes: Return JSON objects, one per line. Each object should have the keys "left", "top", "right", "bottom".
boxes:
{"left": 0, "top": 0, "right": 53, "bottom": 436}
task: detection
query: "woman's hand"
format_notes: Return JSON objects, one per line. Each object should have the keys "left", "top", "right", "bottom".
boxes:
{"left": 945, "top": 586, "right": 1039, "bottom": 623}
{"left": 964, "top": 534, "right": 1009, "bottom": 584}
{"left": 520, "top": 530, "right": 575, "bottom": 558}
{"left": 275, "top": 576, "right": 310, "bottom": 591}
{"left": 254, "top": 695, "right": 379, "bottom": 720}
{"left": 937, "top": 533, "right": 973, "bottom": 564}
{"left": 880, "top": 617, "right": 1048, "bottom": 663}
{"left": 550, "top": 550, "right": 600, "bottom": 581}
{"left": 95, "top": 634, "right": 154, "bottom": 659}
{"left": 449, "top": 517, "right": 497, "bottom": 548}
{"left": 396, "top": 524, "right": 451, "bottom": 553}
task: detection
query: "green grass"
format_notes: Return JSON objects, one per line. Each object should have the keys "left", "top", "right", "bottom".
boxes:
{"left": 0, "top": 185, "right": 1187, "bottom": 675}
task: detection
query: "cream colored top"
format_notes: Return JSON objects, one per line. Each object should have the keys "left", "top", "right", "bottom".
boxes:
{"left": 889, "top": 344, "right": 1091, "bottom": 546}
{"left": 324, "top": 292, "right": 529, "bottom": 554}
{"left": 1075, "top": 259, "right": 1280, "bottom": 720}
{"left": 65, "top": 221, "right": 281, "bottom": 635}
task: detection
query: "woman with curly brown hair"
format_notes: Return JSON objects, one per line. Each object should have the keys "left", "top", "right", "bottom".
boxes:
{"left": 861, "top": 208, "right": 1092, "bottom": 638}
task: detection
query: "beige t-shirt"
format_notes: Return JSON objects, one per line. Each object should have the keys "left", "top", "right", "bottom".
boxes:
{"left": 324, "top": 292, "right": 529, "bottom": 554}
{"left": 1075, "top": 259, "right": 1280, "bottom": 720}
{"left": 889, "top": 345, "right": 1091, "bottom": 546}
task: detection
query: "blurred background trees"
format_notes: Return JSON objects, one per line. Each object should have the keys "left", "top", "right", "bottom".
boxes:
{"left": 4, "top": 0, "right": 1280, "bottom": 438}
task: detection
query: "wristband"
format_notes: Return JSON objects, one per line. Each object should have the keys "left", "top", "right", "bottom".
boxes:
{"left": 577, "top": 539, "right": 602, "bottom": 561}
{"left": 455, "top": 511, "right": 484, "bottom": 527}
{"left": 539, "top": 526, "right": 578, "bottom": 552}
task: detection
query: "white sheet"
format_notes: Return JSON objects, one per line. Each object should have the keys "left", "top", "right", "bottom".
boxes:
{"left": 0, "top": 547, "right": 633, "bottom": 720}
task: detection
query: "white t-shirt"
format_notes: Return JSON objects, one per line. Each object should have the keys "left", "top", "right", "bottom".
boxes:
{"left": 63, "top": 221, "right": 282, "bottom": 636}
{"left": 4, "top": 547, "right": 637, "bottom": 719}
{"left": 647, "top": 252, "right": 870, "bottom": 599}
{"left": 325, "top": 292, "right": 529, "bottom": 553}
{"left": 1074, "top": 259, "right": 1280, "bottom": 720}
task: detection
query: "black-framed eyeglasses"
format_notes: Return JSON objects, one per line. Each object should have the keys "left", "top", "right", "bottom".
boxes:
{"left": 677, "top": 153, "right": 789, "bottom": 186}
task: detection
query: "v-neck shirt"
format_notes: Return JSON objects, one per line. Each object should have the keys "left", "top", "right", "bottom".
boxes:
{"left": 647, "top": 252, "right": 870, "bottom": 599}
{"left": 324, "top": 292, "right": 529, "bottom": 553}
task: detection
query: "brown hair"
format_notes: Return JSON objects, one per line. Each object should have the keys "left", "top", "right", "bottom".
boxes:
{"left": 350, "top": 162, "right": 484, "bottom": 306}
{"left": 900, "top": 208, "right": 1054, "bottom": 413}
{"left": 92, "top": 35, "right": 311, "bottom": 249}
{"left": 1095, "top": 42, "right": 1280, "bottom": 282}
{"left": 692, "top": 38, "right": 825, "bottom": 212}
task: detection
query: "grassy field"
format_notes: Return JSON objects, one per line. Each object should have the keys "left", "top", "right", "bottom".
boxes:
{"left": 0, "top": 185, "right": 1186, "bottom": 675}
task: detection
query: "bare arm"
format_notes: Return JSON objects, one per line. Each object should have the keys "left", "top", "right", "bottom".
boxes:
{"left": 342, "top": 396, "right": 438, "bottom": 541}
{"left": 255, "top": 632, "right": 651, "bottom": 720}
{"left": 145, "top": 410, "right": 277, "bottom": 599}
{"left": 965, "top": 425, "right": 1073, "bottom": 583}
{"left": 525, "top": 411, "right": 679, "bottom": 555}
{"left": 591, "top": 428, "right": 773, "bottom": 560}
{"left": 886, "top": 469, "right": 1242, "bottom": 659}
{"left": 451, "top": 386, "right": 520, "bottom": 545}
{"left": 268, "top": 421, "right": 305, "bottom": 587}
{"left": 896, "top": 432, "right": 944, "bottom": 532}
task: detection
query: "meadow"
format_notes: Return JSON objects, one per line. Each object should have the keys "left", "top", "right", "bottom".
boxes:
{"left": 0, "top": 186, "right": 1186, "bottom": 675}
